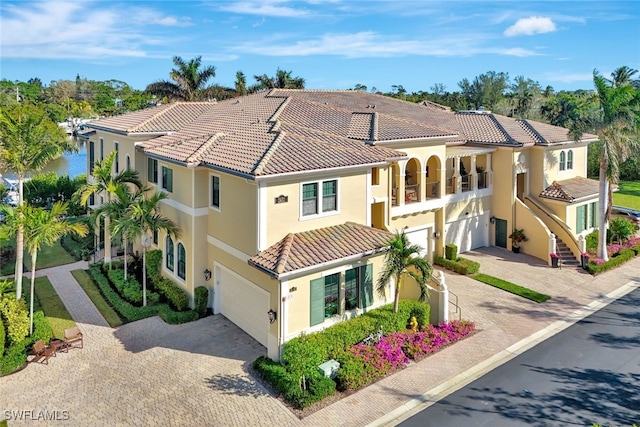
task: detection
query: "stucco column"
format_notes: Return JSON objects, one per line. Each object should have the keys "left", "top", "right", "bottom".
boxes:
{"left": 486, "top": 154, "right": 493, "bottom": 187}
{"left": 454, "top": 157, "right": 461, "bottom": 193}
{"left": 418, "top": 170, "right": 426, "bottom": 201}
{"left": 439, "top": 271, "right": 449, "bottom": 324}
{"left": 471, "top": 155, "right": 477, "bottom": 190}
{"left": 548, "top": 233, "right": 557, "bottom": 266}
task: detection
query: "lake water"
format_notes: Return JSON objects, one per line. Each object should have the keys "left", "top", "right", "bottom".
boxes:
{"left": 1, "top": 138, "right": 87, "bottom": 180}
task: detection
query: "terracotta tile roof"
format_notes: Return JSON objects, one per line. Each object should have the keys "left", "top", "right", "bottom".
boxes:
{"left": 517, "top": 120, "right": 597, "bottom": 144}
{"left": 88, "top": 89, "right": 595, "bottom": 177}
{"left": 539, "top": 177, "right": 600, "bottom": 202}
{"left": 248, "top": 222, "right": 393, "bottom": 277}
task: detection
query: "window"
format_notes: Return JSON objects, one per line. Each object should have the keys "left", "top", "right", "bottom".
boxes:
{"left": 177, "top": 243, "right": 186, "bottom": 280}
{"left": 148, "top": 158, "right": 158, "bottom": 183}
{"left": 100, "top": 138, "right": 104, "bottom": 160}
{"left": 302, "top": 179, "right": 338, "bottom": 217}
{"left": 162, "top": 166, "right": 173, "bottom": 192}
{"left": 153, "top": 229, "right": 158, "bottom": 245}
{"left": 576, "top": 205, "right": 587, "bottom": 233}
{"left": 371, "top": 167, "right": 380, "bottom": 186}
{"left": 114, "top": 142, "right": 119, "bottom": 173}
{"left": 211, "top": 175, "right": 220, "bottom": 209}
{"left": 310, "top": 265, "right": 373, "bottom": 326}
{"left": 559, "top": 151, "right": 566, "bottom": 171}
{"left": 126, "top": 155, "right": 130, "bottom": 171}
{"left": 89, "top": 193, "right": 95, "bottom": 206}
{"left": 567, "top": 150, "right": 573, "bottom": 170}
{"left": 89, "top": 141, "right": 95, "bottom": 172}
{"left": 166, "top": 236, "right": 174, "bottom": 271}
{"left": 590, "top": 202, "right": 598, "bottom": 228}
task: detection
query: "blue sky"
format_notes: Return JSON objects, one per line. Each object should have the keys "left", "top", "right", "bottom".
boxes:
{"left": 1, "top": 1, "right": 639, "bottom": 93}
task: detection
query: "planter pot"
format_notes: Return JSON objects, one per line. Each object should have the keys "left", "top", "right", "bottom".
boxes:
{"left": 512, "top": 246, "right": 520, "bottom": 254}
{"left": 551, "top": 257, "right": 559, "bottom": 268}
{"left": 581, "top": 255, "right": 590, "bottom": 269}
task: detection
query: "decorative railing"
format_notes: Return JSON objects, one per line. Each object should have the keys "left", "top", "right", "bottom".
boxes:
{"left": 405, "top": 184, "right": 420, "bottom": 203}
{"left": 477, "top": 171, "right": 488, "bottom": 189}
{"left": 425, "top": 181, "right": 440, "bottom": 199}
{"left": 446, "top": 177, "right": 456, "bottom": 194}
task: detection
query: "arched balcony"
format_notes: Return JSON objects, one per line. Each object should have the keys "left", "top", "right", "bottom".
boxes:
{"left": 404, "top": 158, "right": 421, "bottom": 204}
{"left": 425, "top": 155, "right": 441, "bottom": 199}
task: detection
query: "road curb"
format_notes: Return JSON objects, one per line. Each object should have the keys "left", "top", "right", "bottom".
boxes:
{"left": 368, "top": 279, "right": 640, "bottom": 427}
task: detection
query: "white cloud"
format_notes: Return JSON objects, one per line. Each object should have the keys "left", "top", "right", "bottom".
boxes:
{"left": 219, "top": 1, "right": 310, "bottom": 17}
{"left": 504, "top": 16, "right": 557, "bottom": 37}
{"left": 232, "top": 31, "right": 540, "bottom": 58}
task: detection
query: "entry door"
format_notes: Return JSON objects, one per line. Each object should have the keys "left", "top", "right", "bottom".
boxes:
{"left": 495, "top": 218, "right": 507, "bottom": 248}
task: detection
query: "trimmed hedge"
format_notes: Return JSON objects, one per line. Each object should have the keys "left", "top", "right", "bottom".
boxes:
{"left": 0, "top": 297, "right": 29, "bottom": 346}
{"left": 105, "top": 266, "right": 160, "bottom": 306}
{"left": 0, "top": 309, "right": 51, "bottom": 376}
{"left": 585, "top": 248, "right": 636, "bottom": 275}
{"left": 445, "top": 244, "right": 458, "bottom": 261}
{"left": 0, "top": 317, "right": 5, "bottom": 357}
{"left": 194, "top": 286, "right": 208, "bottom": 318}
{"left": 88, "top": 265, "right": 198, "bottom": 324}
{"left": 145, "top": 249, "right": 190, "bottom": 311}
{"left": 434, "top": 255, "right": 480, "bottom": 275}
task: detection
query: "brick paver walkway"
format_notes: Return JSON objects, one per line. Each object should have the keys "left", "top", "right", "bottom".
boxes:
{"left": 1, "top": 251, "right": 638, "bottom": 426}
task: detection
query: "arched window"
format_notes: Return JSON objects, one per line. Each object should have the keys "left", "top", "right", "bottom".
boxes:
{"left": 177, "top": 243, "right": 186, "bottom": 280}
{"left": 166, "top": 236, "right": 174, "bottom": 272}
{"left": 559, "top": 151, "right": 566, "bottom": 171}
{"left": 567, "top": 150, "right": 573, "bottom": 170}
{"left": 126, "top": 155, "right": 131, "bottom": 171}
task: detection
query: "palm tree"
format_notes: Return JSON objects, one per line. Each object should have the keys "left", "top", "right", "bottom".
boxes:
{"left": 570, "top": 69, "right": 640, "bottom": 261}
{"left": 608, "top": 66, "right": 639, "bottom": 89}
{"left": 235, "top": 71, "right": 248, "bottom": 96}
{"left": 92, "top": 185, "right": 138, "bottom": 280}
{"left": 76, "top": 151, "right": 142, "bottom": 263}
{"left": 0, "top": 104, "right": 73, "bottom": 300}
{"left": 128, "top": 187, "right": 181, "bottom": 306}
{"left": 252, "top": 68, "right": 305, "bottom": 91}
{"left": 376, "top": 231, "right": 433, "bottom": 313}
{"left": 145, "top": 56, "right": 217, "bottom": 102}
{"left": 22, "top": 202, "right": 87, "bottom": 334}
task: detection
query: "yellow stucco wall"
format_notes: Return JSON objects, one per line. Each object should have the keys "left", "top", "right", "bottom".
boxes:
{"left": 282, "top": 254, "right": 388, "bottom": 337}
{"left": 371, "top": 166, "right": 389, "bottom": 199}
{"left": 543, "top": 145, "right": 589, "bottom": 188}
{"left": 490, "top": 147, "right": 515, "bottom": 231}
{"left": 388, "top": 211, "right": 437, "bottom": 231}
{"left": 208, "top": 173, "right": 257, "bottom": 256}
{"left": 265, "top": 171, "right": 368, "bottom": 247}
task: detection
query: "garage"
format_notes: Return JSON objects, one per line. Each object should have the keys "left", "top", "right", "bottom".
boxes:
{"left": 214, "top": 264, "right": 269, "bottom": 347}
{"left": 445, "top": 214, "right": 489, "bottom": 253}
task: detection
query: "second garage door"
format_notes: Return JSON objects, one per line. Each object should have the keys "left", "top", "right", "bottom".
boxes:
{"left": 215, "top": 265, "right": 269, "bottom": 347}
{"left": 446, "top": 214, "right": 489, "bottom": 253}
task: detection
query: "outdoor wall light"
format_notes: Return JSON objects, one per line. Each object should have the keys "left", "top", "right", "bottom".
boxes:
{"left": 490, "top": 216, "right": 496, "bottom": 224}
{"left": 267, "top": 309, "right": 277, "bottom": 324}
{"left": 433, "top": 231, "right": 441, "bottom": 239}
{"left": 204, "top": 269, "right": 212, "bottom": 281}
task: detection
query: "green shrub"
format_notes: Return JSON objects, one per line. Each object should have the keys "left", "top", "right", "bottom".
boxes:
{"left": 433, "top": 255, "right": 480, "bottom": 275}
{"left": 154, "top": 278, "right": 190, "bottom": 311}
{"left": 585, "top": 248, "right": 636, "bottom": 275}
{"left": 0, "top": 341, "right": 27, "bottom": 376}
{"left": 194, "top": 286, "right": 208, "bottom": 318}
{"left": 609, "top": 218, "right": 636, "bottom": 243}
{"left": 105, "top": 267, "right": 160, "bottom": 306}
{"left": 88, "top": 265, "right": 197, "bottom": 324}
{"left": 0, "top": 297, "right": 29, "bottom": 346}
{"left": 29, "top": 311, "right": 53, "bottom": 344}
{"left": 0, "top": 317, "right": 5, "bottom": 357}
{"left": 585, "top": 229, "right": 612, "bottom": 250}
{"left": 146, "top": 249, "right": 163, "bottom": 282}
{"left": 445, "top": 244, "right": 458, "bottom": 261}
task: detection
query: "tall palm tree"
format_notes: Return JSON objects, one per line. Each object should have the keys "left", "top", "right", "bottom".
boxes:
{"left": 76, "top": 151, "right": 142, "bottom": 263}
{"left": 22, "top": 202, "right": 87, "bottom": 334}
{"left": 92, "top": 185, "right": 138, "bottom": 280}
{"left": 570, "top": 69, "right": 640, "bottom": 261}
{"left": 608, "top": 66, "right": 639, "bottom": 89}
{"left": 235, "top": 71, "right": 248, "bottom": 96}
{"left": 128, "top": 187, "right": 181, "bottom": 306}
{"left": 145, "top": 56, "right": 217, "bottom": 102}
{"left": 252, "top": 68, "right": 305, "bottom": 91}
{"left": 0, "top": 104, "right": 73, "bottom": 300}
{"left": 376, "top": 231, "right": 432, "bottom": 313}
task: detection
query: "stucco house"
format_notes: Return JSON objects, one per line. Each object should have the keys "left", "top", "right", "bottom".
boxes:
{"left": 83, "top": 90, "right": 598, "bottom": 358}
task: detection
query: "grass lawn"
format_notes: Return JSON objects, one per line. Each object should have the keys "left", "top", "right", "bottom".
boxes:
{"left": 472, "top": 273, "right": 551, "bottom": 303}
{"left": 72, "top": 269, "right": 122, "bottom": 327}
{"left": 32, "top": 276, "right": 76, "bottom": 339}
{"left": 613, "top": 180, "right": 640, "bottom": 211}
{"left": 27, "top": 240, "right": 77, "bottom": 270}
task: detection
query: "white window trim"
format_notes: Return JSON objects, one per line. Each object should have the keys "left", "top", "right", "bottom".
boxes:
{"left": 299, "top": 178, "right": 340, "bottom": 221}
{"left": 164, "top": 235, "right": 175, "bottom": 273}
{"left": 148, "top": 158, "right": 159, "bottom": 186}
{"left": 559, "top": 150, "right": 566, "bottom": 172}
{"left": 176, "top": 240, "right": 187, "bottom": 282}
{"left": 567, "top": 149, "right": 574, "bottom": 170}
{"left": 209, "top": 173, "right": 221, "bottom": 212}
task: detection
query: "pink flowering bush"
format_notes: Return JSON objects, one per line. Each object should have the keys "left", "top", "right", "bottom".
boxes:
{"left": 607, "top": 236, "right": 640, "bottom": 257}
{"left": 337, "top": 320, "right": 476, "bottom": 391}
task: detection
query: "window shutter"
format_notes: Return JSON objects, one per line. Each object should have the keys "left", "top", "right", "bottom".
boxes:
{"left": 576, "top": 205, "right": 586, "bottom": 233}
{"left": 310, "top": 278, "right": 325, "bottom": 326}
{"left": 590, "top": 202, "right": 598, "bottom": 228}
{"left": 148, "top": 158, "right": 153, "bottom": 182}
{"left": 360, "top": 264, "right": 373, "bottom": 308}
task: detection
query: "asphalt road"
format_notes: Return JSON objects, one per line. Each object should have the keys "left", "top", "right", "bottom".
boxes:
{"left": 398, "top": 287, "right": 640, "bottom": 427}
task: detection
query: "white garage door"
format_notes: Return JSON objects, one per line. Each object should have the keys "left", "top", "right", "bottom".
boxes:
{"left": 446, "top": 214, "right": 489, "bottom": 253}
{"left": 216, "top": 265, "right": 269, "bottom": 347}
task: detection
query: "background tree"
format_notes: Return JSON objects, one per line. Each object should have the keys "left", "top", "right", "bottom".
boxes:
{"left": 569, "top": 69, "right": 640, "bottom": 261}
{"left": 21, "top": 202, "right": 87, "bottom": 334}
{"left": 145, "top": 56, "right": 217, "bottom": 102}
{"left": 376, "top": 231, "right": 432, "bottom": 313}
{"left": 458, "top": 71, "right": 509, "bottom": 111}
{"left": 252, "top": 68, "right": 305, "bottom": 91}
{"left": 234, "top": 71, "right": 247, "bottom": 96}
{"left": 0, "top": 104, "right": 74, "bottom": 299}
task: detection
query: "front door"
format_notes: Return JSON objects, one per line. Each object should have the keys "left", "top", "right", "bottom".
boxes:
{"left": 495, "top": 218, "right": 507, "bottom": 248}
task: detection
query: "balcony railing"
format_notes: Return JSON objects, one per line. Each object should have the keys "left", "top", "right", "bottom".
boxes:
{"left": 446, "top": 177, "right": 456, "bottom": 195}
{"left": 478, "top": 171, "right": 488, "bottom": 189}
{"left": 425, "top": 181, "right": 440, "bottom": 199}
{"left": 461, "top": 174, "right": 472, "bottom": 192}
{"left": 405, "top": 184, "right": 419, "bottom": 204}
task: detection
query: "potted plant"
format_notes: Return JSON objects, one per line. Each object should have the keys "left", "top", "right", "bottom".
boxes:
{"left": 509, "top": 228, "right": 528, "bottom": 253}
{"left": 550, "top": 252, "right": 559, "bottom": 268}
{"left": 580, "top": 252, "right": 590, "bottom": 269}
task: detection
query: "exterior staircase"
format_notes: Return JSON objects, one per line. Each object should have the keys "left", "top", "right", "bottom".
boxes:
{"left": 556, "top": 238, "right": 580, "bottom": 267}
